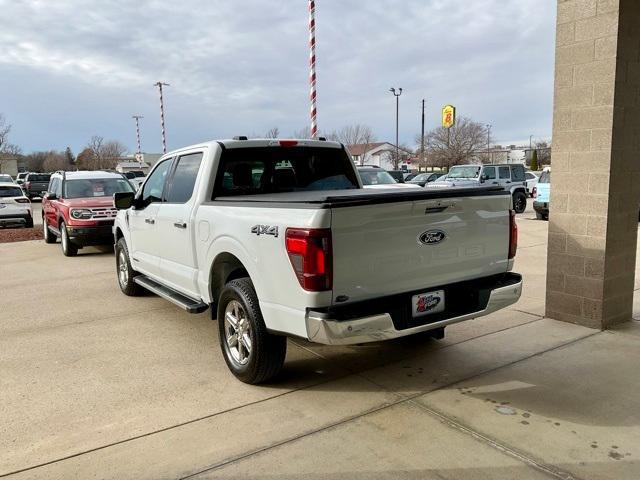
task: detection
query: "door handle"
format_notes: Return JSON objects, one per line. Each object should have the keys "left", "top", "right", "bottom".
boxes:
{"left": 174, "top": 222, "right": 187, "bottom": 229}
{"left": 145, "top": 218, "right": 155, "bottom": 225}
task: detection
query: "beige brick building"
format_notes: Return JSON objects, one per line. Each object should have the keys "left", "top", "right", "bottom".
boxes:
{"left": 546, "top": 0, "right": 640, "bottom": 328}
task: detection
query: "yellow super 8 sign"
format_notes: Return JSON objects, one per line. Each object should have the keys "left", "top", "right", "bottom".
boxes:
{"left": 442, "top": 105, "right": 456, "bottom": 129}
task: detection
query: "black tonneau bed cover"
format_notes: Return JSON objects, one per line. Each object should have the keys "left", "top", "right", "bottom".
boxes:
{"left": 214, "top": 185, "right": 507, "bottom": 209}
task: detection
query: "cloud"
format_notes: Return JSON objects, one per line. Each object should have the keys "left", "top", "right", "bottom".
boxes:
{"left": 0, "top": 0, "right": 557, "bottom": 153}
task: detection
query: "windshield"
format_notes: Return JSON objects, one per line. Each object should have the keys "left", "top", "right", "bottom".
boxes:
{"left": 359, "top": 170, "right": 397, "bottom": 185}
{"left": 0, "top": 186, "right": 23, "bottom": 197}
{"left": 539, "top": 171, "right": 551, "bottom": 184}
{"left": 0, "top": 175, "right": 13, "bottom": 182}
{"left": 28, "top": 174, "right": 51, "bottom": 182}
{"left": 64, "top": 178, "right": 134, "bottom": 199}
{"left": 447, "top": 166, "right": 481, "bottom": 179}
{"left": 410, "top": 173, "right": 431, "bottom": 182}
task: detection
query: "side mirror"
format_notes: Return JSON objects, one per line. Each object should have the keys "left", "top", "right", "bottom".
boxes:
{"left": 480, "top": 174, "right": 487, "bottom": 183}
{"left": 46, "top": 192, "right": 57, "bottom": 201}
{"left": 114, "top": 191, "right": 135, "bottom": 210}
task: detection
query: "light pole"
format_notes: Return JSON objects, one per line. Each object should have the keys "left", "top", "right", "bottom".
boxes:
{"left": 132, "top": 115, "right": 143, "bottom": 166}
{"left": 154, "top": 82, "right": 170, "bottom": 153}
{"left": 390, "top": 87, "right": 402, "bottom": 165}
{"left": 486, "top": 124, "right": 492, "bottom": 164}
{"left": 529, "top": 135, "right": 534, "bottom": 151}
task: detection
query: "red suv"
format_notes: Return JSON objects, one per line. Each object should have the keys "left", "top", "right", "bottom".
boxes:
{"left": 42, "top": 171, "right": 135, "bottom": 256}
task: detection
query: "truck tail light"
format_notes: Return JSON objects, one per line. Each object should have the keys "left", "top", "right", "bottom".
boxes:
{"left": 532, "top": 187, "right": 537, "bottom": 198}
{"left": 509, "top": 210, "right": 518, "bottom": 259}
{"left": 285, "top": 228, "right": 332, "bottom": 291}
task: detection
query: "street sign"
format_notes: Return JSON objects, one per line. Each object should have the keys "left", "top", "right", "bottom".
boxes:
{"left": 442, "top": 105, "right": 456, "bottom": 129}
{"left": 134, "top": 153, "right": 143, "bottom": 162}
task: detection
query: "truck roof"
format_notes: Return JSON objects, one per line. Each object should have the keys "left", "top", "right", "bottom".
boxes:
{"left": 163, "top": 138, "right": 344, "bottom": 156}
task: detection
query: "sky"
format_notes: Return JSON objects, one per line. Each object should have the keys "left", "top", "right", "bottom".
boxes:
{"left": 0, "top": 0, "right": 557, "bottom": 155}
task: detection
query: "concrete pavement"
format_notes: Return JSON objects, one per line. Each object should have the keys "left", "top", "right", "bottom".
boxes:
{"left": 1, "top": 210, "right": 639, "bottom": 479}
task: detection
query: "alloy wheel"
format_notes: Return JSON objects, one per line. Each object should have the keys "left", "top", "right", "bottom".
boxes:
{"left": 118, "top": 250, "right": 128, "bottom": 287}
{"left": 224, "top": 300, "right": 253, "bottom": 365}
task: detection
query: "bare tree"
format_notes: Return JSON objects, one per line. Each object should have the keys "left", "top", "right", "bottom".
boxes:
{"left": 424, "top": 117, "right": 489, "bottom": 169}
{"left": 534, "top": 140, "right": 552, "bottom": 165}
{"left": 77, "top": 136, "right": 128, "bottom": 170}
{"left": 23, "top": 152, "right": 48, "bottom": 172}
{"left": 43, "top": 151, "right": 70, "bottom": 172}
{"left": 292, "top": 126, "right": 312, "bottom": 139}
{"left": 330, "top": 125, "right": 377, "bottom": 165}
{"left": 0, "top": 114, "right": 11, "bottom": 153}
{"left": 265, "top": 127, "right": 280, "bottom": 138}
{"left": 387, "top": 144, "right": 413, "bottom": 170}
{"left": 0, "top": 113, "right": 22, "bottom": 172}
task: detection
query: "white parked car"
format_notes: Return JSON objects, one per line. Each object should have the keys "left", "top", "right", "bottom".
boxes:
{"left": 525, "top": 171, "right": 539, "bottom": 197}
{"left": 0, "top": 182, "right": 33, "bottom": 227}
{"left": 357, "top": 166, "right": 422, "bottom": 189}
{"left": 0, "top": 174, "right": 16, "bottom": 184}
{"left": 113, "top": 138, "right": 522, "bottom": 384}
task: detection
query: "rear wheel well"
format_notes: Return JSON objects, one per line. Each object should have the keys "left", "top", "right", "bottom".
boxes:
{"left": 210, "top": 253, "right": 250, "bottom": 310}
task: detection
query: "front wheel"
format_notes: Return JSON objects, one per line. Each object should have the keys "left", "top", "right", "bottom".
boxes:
{"left": 115, "top": 238, "right": 142, "bottom": 296}
{"left": 513, "top": 191, "right": 527, "bottom": 214}
{"left": 217, "top": 278, "right": 286, "bottom": 384}
{"left": 60, "top": 221, "right": 78, "bottom": 257}
{"left": 43, "top": 216, "right": 56, "bottom": 243}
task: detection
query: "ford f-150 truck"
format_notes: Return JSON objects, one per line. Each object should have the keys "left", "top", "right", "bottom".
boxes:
{"left": 113, "top": 139, "right": 522, "bottom": 384}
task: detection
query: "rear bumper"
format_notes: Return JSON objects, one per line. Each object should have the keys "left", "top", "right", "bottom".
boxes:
{"left": 66, "top": 224, "right": 114, "bottom": 246}
{"left": 305, "top": 273, "right": 523, "bottom": 345}
{"left": 0, "top": 213, "right": 32, "bottom": 225}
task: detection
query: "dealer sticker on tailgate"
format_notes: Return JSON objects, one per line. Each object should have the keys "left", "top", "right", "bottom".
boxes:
{"left": 412, "top": 290, "right": 445, "bottom": 317}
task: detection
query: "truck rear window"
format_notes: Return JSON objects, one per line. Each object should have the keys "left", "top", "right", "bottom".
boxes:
{"left": 28, "top": 174, "right": 51, "bottom": 182}
{"left": 214, "top": 146, "right": 359, "bottom": 197}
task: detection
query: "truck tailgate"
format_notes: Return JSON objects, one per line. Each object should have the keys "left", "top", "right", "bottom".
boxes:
{"left": 330, "top": 193, "right": 511, "bottom": 304}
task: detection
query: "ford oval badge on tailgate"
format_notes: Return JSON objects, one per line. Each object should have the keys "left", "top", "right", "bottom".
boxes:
{"left": 418, "top": 229, "right": 446, "bottom": 245}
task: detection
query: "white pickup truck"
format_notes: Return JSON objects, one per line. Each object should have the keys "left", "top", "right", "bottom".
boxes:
{"left": 113, "top": 139, "right": 522, "bottom": 384}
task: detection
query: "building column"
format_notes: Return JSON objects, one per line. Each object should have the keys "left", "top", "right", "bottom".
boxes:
{"left": 546, "top": 0, "right": 640, "bottom": 328}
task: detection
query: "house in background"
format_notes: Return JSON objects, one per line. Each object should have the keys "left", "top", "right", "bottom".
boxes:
{"left": 0, "top": 154, "right": 19, "bottom": 177}
{"left": 347, "top": 142, "right": 413, "bottom": 171}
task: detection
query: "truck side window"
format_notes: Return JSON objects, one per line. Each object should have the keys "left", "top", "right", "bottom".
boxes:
{"left": 499, "top": 167, "right": 510, "bottom": 179}
{"left": 166, "top": 153, "right": 204, "bottom": 203}
{"left": 483, "top": 167, "right": 496, "bottom": 180}
{"left": 141, "top": 159, "right": 172, "bottom": 207}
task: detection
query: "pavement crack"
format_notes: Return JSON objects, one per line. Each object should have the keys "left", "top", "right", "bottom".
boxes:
{"left": 408, "top": 400, "right": 585, "bottom": 480}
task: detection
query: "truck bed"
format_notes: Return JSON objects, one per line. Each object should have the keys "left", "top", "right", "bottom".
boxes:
{"left": 214, "top": 185, "right": 507, "bottom": 208}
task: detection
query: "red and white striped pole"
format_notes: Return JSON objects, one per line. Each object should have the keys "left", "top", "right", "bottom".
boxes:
{"left": 132, "top": 115, "right": 143, "bottom": 156}
{"left": 154, "top": 81, "right": 169, "bottom": 153}
{"left": 308, "top": 0, "right": 318, "bottom": 139}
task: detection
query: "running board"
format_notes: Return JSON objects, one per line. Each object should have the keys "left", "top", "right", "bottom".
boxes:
{"left": 134, "top": 276, "right": 209, "bottom": 314}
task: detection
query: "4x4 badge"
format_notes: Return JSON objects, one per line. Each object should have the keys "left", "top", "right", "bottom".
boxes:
{"left": 418, "top": 229, "right": 446, "bottom": 245}
{"left": 251, "top": 225, "right": 279, "bottom": 238}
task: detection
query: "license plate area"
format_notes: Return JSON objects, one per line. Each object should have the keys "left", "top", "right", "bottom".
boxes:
{"left": 412, "top": 290, "right": 445, "bottom": 317}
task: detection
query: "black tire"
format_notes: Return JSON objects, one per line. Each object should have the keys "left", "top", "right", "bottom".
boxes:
{"left": 115, "top": 238, "right": 142, "bottom": 296}
{"left": 535, "top": 211, "right": 544, "bottom": 220}
{"left": 513, "top": 191, "right": 527, "bottom": 214}
{"left": 25, "top": 216, "right": 33, "bottom": 229}
{"left": 217, "top": 278, "right": 286, "bottom": 384}
{"left": 60, "top": 221, "right": 78, "bottom": 257}
{"left": 43, "top": 216, "right": 56, "bottom": 243}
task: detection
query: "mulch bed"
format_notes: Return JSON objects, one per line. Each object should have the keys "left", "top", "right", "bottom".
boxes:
{"left": 0, "top": 226, "right": 44, "bottom": 243}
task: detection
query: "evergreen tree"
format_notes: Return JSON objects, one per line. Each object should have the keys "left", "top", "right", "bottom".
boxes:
{"left": 65, "top": 146, "right": 75, "bottom": 166}
{"left": 530, "top": 149, "right": 539, "bottom": 171}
